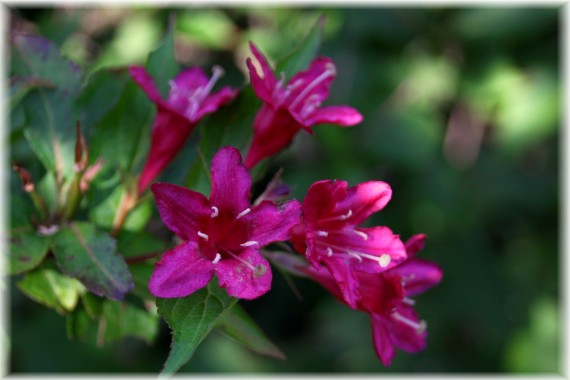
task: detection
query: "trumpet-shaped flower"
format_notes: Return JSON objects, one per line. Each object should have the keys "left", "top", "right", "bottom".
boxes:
{"left": 149, "top": 146, "right": 301, "bottom": 300}
{"left": 244, "top": 43, "right": 363, "bottom": 168}
{"left": 129, "top": 66, "right": 238, "bottom": 193}
{"left": 291, "top": 179, "right": 407, "bottom": 308}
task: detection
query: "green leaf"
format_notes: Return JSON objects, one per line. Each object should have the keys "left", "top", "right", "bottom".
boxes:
{"left": 276, "top": 15, "right": 324, "bottom": 80}
{"left": 186, "top": 87, "right": 259, "bottom": 193}
{"left": 12, "top": 33, "right": 82, "bottom": 178}
{"left": 157, "top": 280, "right": 238, "bottom": 374}
{"left": 81, "top": 292, "right": 104, "bottom": 319}
{"left": 217, "top": 303, "right": 285, "bottom": 360}
{"left": 146, "top": 16, "right": 180, "bottom": 98}
{"left": 129, "top": 262, "right": 156, "bottom": 300}
{"left": 9, "top": 225, "right": 50, "bottom": 275}
{"left": 51, "top": 222, "right": 133, "bottom": 301}
{"left": 99, "top": 301, "right": 159, "bottom": 345}
{"left": 17, "top": 268, "right": 85, "bottom": 314}
{"left": 9, "top": 77, "right": 55, "bottom": 110}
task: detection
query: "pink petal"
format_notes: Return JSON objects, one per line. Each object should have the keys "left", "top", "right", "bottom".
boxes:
{"left": 151, "top": 183, "right": 211, "bottom": 241}
{"left": 244, "top": 105, "right": 302, "bottom": 168}
{"left": 322, "top": 256, "right": 360, "bottom": 309}
{"left": 148, "top": 241, "right": 215, "bottom": 298}
{"left": 390, "top": 258, "right": 443, "bottom": 297}
{"left": 196, "top": 87, "right": 239, "bottom": 120}
{"left": 138, "top": 104, "right": 196, "bottom": 192}
{"left": 389, "top": 304, "right": 427, "bottom": 353}
{"left": 371, "top": 314, "right": 396, "bottom": 367}
{"left": 129, "top": 65, "right": 163, "bottom": 103}
{"left": 335, "top": 181, "right": 393, "bottom": 226}
{"left": 209, "top": 146, "right": 252, "bottom": 215}
{"left": 247, "top": 42, "right": 278, "bottom": 104}
{"left": 404, "top": 234, "right": 427, "bottom": 256}
{"left": 215, "top": 248, "right": 272, "bottom": 299}
{"left": 305, "top": 105, "right": 363, "bottom": 127}
{"left": 357, "top": 272, "right": 404, "bottom": 315}
{"left": 169, "top": 67, "right": 209, "bottom": 96}
{"left": 242, "top": 199, "right": 302, "bottom": 246}
{"left": 286, "top": 57, "right": 335, "bottom": 111}
{"left": 302, "top": 180, "right": 347, "bottom": 226}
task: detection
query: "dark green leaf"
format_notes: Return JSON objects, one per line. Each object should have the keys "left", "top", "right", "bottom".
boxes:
{"left": 276, "top": 15, "right": 324, "bottom": 80}
{"left": 99, "top": 301, "right": 159, "bottom": 344}
{"left": 89, "top": 184, "right": 151, "bottom": 232}
{"left": 129, "top": 262, "right": 156, "bottom": 300}
{"left": 81, "top": 292, "right": 104, "bottom": 319}
{"left": 9, "top": 77, "right": 55, "bottom": 110}
{"left": 146, "top": 16, "right": 180, "bottom": 97}
{"left": 157, "top": 280, "right": 237, "bottom": 374}
{"left": 217, "top": 303, "right": 286, "bottom": 360}
{"left": 9, "top": 225, "right": 50, "bottom": 275}
{"left": 17, "top": 268, "right": 85, "bottom": 314}
{"left": 51, "top": 222, "right": 133, "bottom": 300}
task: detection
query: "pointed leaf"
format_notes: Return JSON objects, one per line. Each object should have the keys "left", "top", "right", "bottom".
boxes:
{"left": 100, "top": 301, "right": 159, "bottom": 344}
{"left": 156, "top": 280, "right": 237, "bottom": 374}
{"left": 276, "top": 15, "right": 324, "bottom": 80}
{"left": 9, "top": 225, "right": 50, "bottom": 275}
{"left": 17, "top": 268, "right": 85, "bottom": 314}
{"left": 51, "top": 222, "right": 133, "bottom": 301}
{"left": 217, "top": 303, "right": 285, "bottom": 360}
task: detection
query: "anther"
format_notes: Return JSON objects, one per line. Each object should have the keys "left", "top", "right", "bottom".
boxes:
{"left": 197, "top": 231, "right": 209, "bottom": 241}
{"left": 402, "top": 297, "right": 416, "bottom": 306}
{"left": 240, "top": 241, "right": 259, "bottom": 247}
{"left": 253, "top": 264, "right": 267, "bottom": 278}
{"left": 379, "top": 254, "right": 391, "bottom": 267}
{"left": 236, "top": 208, "right": 251, "bottom": 219}
{"left": 341, "top": 209, "right": 353, "bottom": 220}
{"left": 327, "top": 247, "right": 333, "bottom": 257}
{"left": 212, "top": 253, "right": 222, "bottom": 264}
{"left": 392, "top": 312, "right": 427, "bottom": 334}
{"left": 210, "top": 206, "right": 219, "bottom": 218}
{"left": 320, "top": 209, "right": 353, "bottom": 223}
{"left": 353, "top": 230, "right": 368, "bottom": 240}
{"left": 317, "top": 230, "right": 329, "bottom": 237}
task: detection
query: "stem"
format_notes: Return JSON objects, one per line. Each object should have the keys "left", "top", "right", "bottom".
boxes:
{"left": 111, "top": 188, "right": 137, "bottom": 238}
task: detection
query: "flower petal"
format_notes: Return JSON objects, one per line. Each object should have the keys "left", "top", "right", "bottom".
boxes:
{"left": 390, "top": 304, "right": 427, "bottom": 353}
{"left": 244, "top": 105, "right": 301, "bottom": 168}
{"left": 322, "top": 256, "right": 360, "bottom": 309}
{"left": 302, "top": 180, "right": 348, "bottom": 227}
{"left": 148, "top": 241, "right": 215, "bottom": 298}
{"left": 196, "top": 87, "right": 239, "bottom": 120}
{"left": 390, "top": 258, "right": 443, "bottom": 297}
{"left": 335, "top": 181, "right": 393, "bottom": 226}
{"left": 305, "top": 105, "right": 363, "bottom": 127}
{"left": 129, "top": 65, "right": 163, "bottom": 103}
{"left": 404, "top": 234, "right": 427, "bottom": 256}
{"left": 286, "top": 57, "right": 335, "bottom": 111}
{"left": 247, "top": 42, "right": 278, "bottom": 104}
{"left": 215, "top": 248, "right": 272, "bottom": 299}
{"left": 242, "top": 199, "right": 302, "bottom": 247}
{"left": 209, "top": 146, "right": 252, "bottom": 215}
{"left": 151, "top": 183, "right": 211, "bottom": 241}
{"left": 371, "top": 314, "right": 396, "bottom": 367}
{"left": 138, "top": 105, "right": 196, "bottom": 192}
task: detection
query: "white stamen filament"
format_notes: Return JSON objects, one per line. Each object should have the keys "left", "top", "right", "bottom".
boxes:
{"left": 319, "top": 209, "right": 353, "bottom": 224}
{"left": 187, "top": 66, "right": 224, "bottom": 119}
{"left": 236, "top": 208, "right": 251, "bottom": 219}
{"left": 288, "top": 63, "right": 336, "bottom": 110}
{"left": 353, "top": 230, "right": 368, "bottom": 240}
{"left": 402, "top": 297, "right": 416, "bottom": 306}
{"left": 392, "top": 312, "right": 427, "bottom": 333}
{"left": 317, "top": 230, "right": 329, "bottom": 237}
{"left": 197, "top": 231, "right": 209, "bottom": 241}
{"left": 317, "top": 241, "right": 391, "bottom": 267}
{"left": 223, "top": 249, "right": 256, "bottom": 271}
{"left": 348, "top": 251, "right": 363, "bottom": 263}
{"left": 240, "top": 241, "right": 259, "bottom": 247}
{"left": 327, "top": 247, "right": 333, "bottom": 257}
{"left": 212, "top": 253, "right": 222, "bottom": 264}
{"left": 210, "top": 206, "right": 219, "bottom": 218}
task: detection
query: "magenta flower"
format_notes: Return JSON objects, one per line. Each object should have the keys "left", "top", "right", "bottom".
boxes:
{"left": 291, "top": 179, "right": 407, "bottom": 308}
{"left": 244, "top": 42, "right": 363, "bottom": 168}
{"left": 276, "top": 234, "right": 443, "bottom": 366}
{"left": 129, "top": 66, "right": 238, "bottom": 194}
{"left": 148, "top": 146, "right": 301, "bottom": 300}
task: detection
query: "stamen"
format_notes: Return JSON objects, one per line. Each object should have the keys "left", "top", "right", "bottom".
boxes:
{"left": 319, "top": 209, "right": 353, "bottom": 223}
{"left": 317, "top": 230, "right": 329, "bottom": 237}
{"left": 240, "top": 241, "right": 259, "bottom": 247}
{"left": 236, "top": 208, "right": 251, "bottom": 219}
{"left": 353, "top": 230, "right": 368, "bottom": 240}
{"left": 210, "top": 206, "right": 219, "bottom": 218}
{"left": 348, "top": 251, "right": 363, "bottom": 263}
{"left": 253, "top": 264, "right": 267, "bottom": 278}
{"left": 197, "top": 231, "right": 209, "bottom": 241}
{"left": 212, "top": 253, "right": 222, "bottom": 264}
{"left": 222, "top": 249, "right": 256, "bottom": 271}
{"left": 288, "top": 63, "right": 336, "bottom": 110}
{"left": 392, "top": 312, "right": 427, "bottom": 334}
{"left": 187, "top": 66, "right": 225, "bottom": 119}
{"left": 402, "top": 297, "right": 416, "bottom": 306}
{"left": 327, "top": 247, "right": 334, "bottom": 257}
{"left": 379, "top": 254, "right": 391, "bottom": 267}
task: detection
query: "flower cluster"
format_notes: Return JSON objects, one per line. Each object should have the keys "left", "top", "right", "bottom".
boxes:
{"left": 133, "top": 41, "right": 442, "bottom": 366}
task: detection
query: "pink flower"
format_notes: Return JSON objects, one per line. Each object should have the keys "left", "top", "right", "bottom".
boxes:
{"left": 291, "top": 179, "right": 407, "bottom": 308}
{"left": 272, "top": 234, "right": 443, "bottom": 366}
{"left": 129, "top": 66, "right": 238, "bottom": 194}
{"left": 244, "top": 42, "right": 363, "bottom": 168}
{"left": 149, "top": 146, "right": 301, "bottom": 300}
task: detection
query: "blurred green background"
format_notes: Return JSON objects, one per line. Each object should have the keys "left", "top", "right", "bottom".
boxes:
{"left": 9, "top": 6, "right": 560, "bottom": 373}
